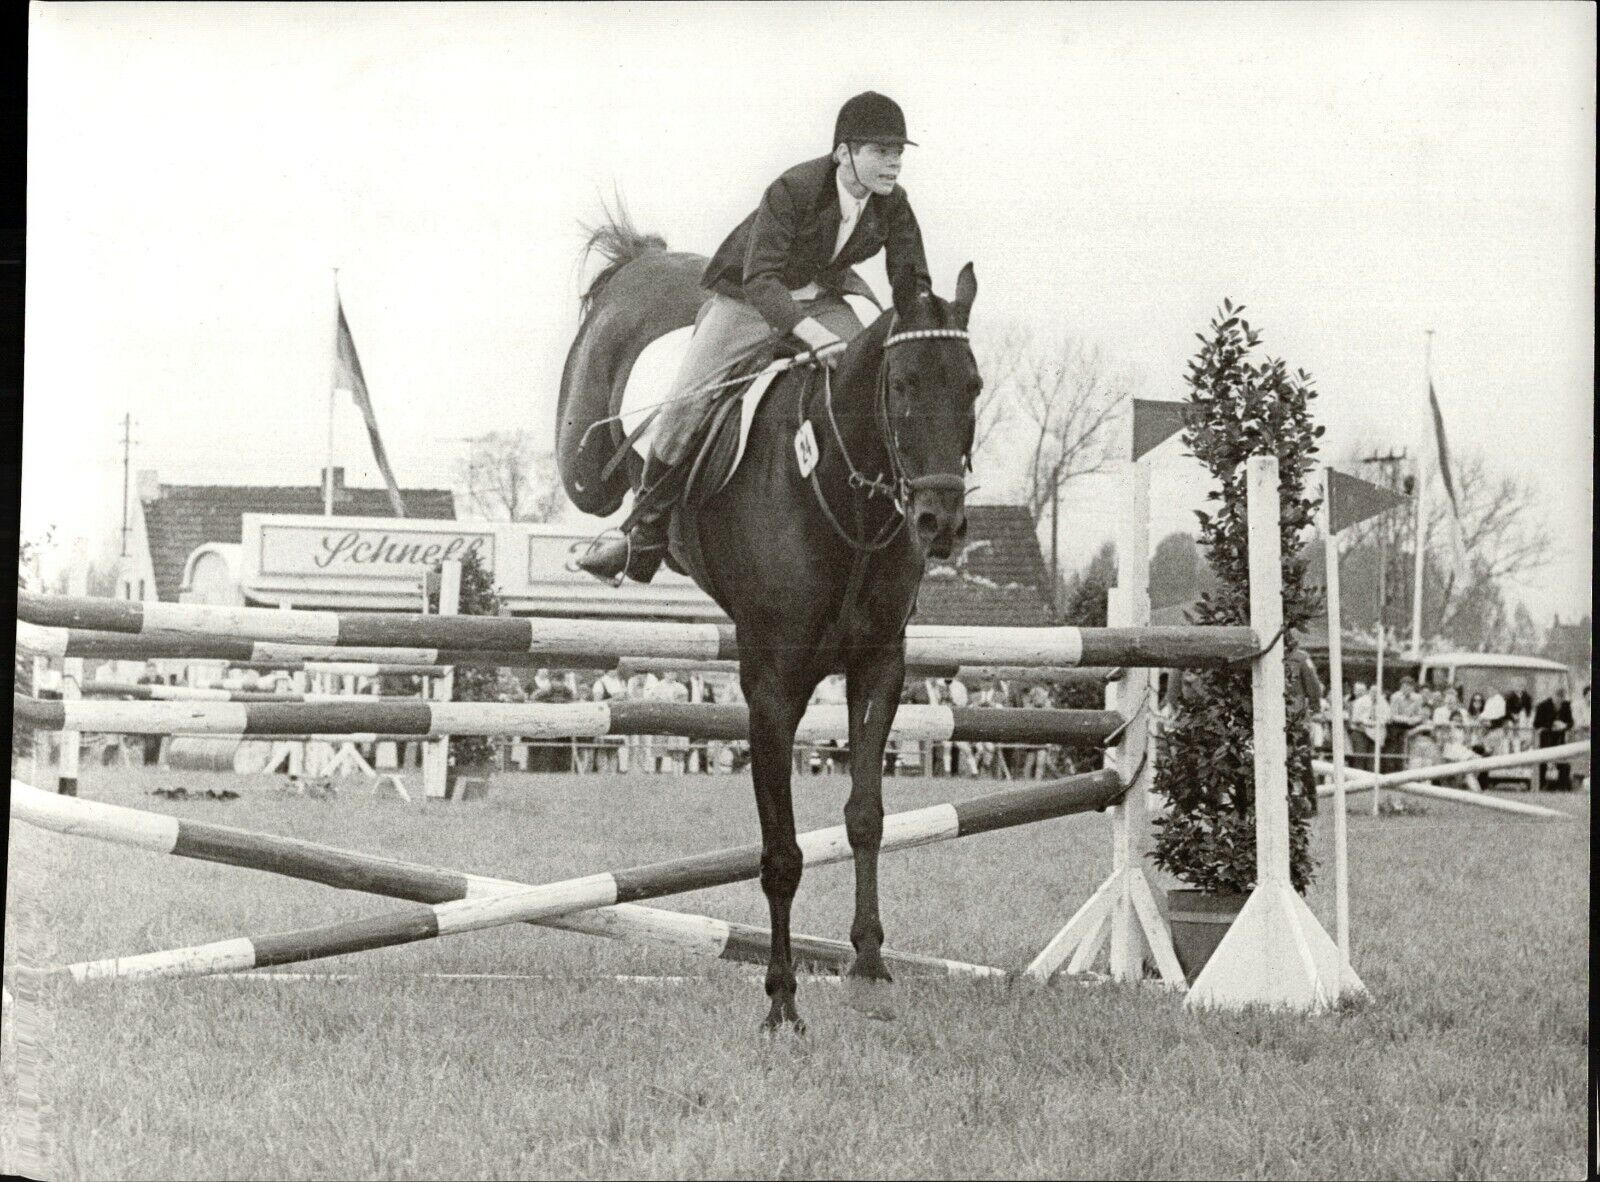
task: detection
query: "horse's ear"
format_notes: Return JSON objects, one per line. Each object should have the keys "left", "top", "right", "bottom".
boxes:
{"left": 951, "top": 263, "right": 977, "bottom": 328}
{"left": 891, "top": 267, "right": 924, "bottom": 318}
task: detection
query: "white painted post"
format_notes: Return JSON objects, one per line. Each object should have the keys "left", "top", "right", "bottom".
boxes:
{"left": 58, "top": 557, "right": 87, "bottom": 796}
{"left": 1186, "top": 454, "right": 1362, "bottom": 1011}
{"left": 1024, "top": 460, "right": 1184, "bottom": 988}
{"left": 1248, "top": 459, "right": 1292, "bottom": 890}
{"left": 1321, "top": 469, "right": 1353, "bottom": 967}
{"left": 422, "top": 560, "right": 462, "bottom": 799}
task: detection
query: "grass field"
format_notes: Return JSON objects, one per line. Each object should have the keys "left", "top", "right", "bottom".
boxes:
{"left": 3, "top": 764, "right": 1589, "bottom": 1180}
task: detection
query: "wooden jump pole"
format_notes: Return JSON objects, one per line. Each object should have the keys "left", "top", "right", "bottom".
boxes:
{"left": 17, "top": 594, "right": 1259, "bottom": 669}
{"left": 14, "top": 695, "right": 1126, "bottom": 746}
{"left": 1313, "top": 745, "right": 1583, "bottom": 819}
{"left": 8, "top": 779, "right": 1006, "bottom": 983}
{"left": 19, "top": 771, "right": 1127, "bottom": 983}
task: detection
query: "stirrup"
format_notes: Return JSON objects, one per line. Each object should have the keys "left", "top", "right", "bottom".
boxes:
{"left": 567, "top": 531, "right": 629, "bottom": 588}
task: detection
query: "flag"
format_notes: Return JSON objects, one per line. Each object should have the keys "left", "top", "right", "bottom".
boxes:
{"left": 1326, "top": 468, "right": 1409, "bottom": 535}
{"left": 335, "top": 296, "right": 407, "bottom": 518}
{"left": 1427, "top": 381, "right": 1469, "bottom": 580}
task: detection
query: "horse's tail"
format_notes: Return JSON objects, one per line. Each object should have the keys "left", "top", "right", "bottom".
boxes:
{"left": 578, "top": 199, "right": 667, "bottom": 320}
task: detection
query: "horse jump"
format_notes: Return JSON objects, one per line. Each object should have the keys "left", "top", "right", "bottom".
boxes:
{"left": 13, "top": 771, "right": 1125, "bottom": 983}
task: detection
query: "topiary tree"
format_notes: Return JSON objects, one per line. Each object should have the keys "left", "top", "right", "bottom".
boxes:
{"left": 1151, "top": 301, "right": 1324, "bottom": 894}
{"left": 427, "top": 550, "right": 504, "bottom": 778}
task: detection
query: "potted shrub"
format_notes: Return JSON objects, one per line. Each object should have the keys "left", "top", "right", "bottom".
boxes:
{"left": 427, "top": 551, "right": 506, "bottom": 799}
{"left": 1151, "top": 301, "right": 1323, "bottom": 980}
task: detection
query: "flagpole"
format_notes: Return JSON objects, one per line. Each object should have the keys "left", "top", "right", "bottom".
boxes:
{"left": 1409, "top": 330, "right": 1433, "bottom": 658}
{"left": 325, "top": 268, "right": 340, "bottom": 516}
{"left": 1322, "top": 468, "right": 1353, "bottom": 967}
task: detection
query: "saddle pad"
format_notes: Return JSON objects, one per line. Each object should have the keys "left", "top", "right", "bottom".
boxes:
{"left": 618, "top": 326, "right": 784, "bottom": 487}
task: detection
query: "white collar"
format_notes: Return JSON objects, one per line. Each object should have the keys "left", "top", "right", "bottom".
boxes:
{"left": 836, "top": 165, "right": 869, "bottom": 218}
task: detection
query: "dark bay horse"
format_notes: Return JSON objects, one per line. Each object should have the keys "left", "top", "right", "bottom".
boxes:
{"left": 557, "top": 216, "right": 981, "bottom": 1031}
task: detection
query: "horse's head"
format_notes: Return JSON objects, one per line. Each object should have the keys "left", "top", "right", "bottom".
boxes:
{"left": 881, "top": 263, "right": 981, "bottom": 560}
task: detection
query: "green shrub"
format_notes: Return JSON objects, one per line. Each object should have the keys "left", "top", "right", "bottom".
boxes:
{"left": 1150, "top": 301, "right": 1323, "bottom": 894}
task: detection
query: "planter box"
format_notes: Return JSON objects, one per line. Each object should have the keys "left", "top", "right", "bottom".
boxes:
{"left": 1167, "top": 889, "right": 1247, "bottom": 983}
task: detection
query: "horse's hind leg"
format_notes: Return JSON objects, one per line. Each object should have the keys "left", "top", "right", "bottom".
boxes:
{"left": 742, "top": 659, "right": 815, "bottom": 1033}
{"left": 841, "top": 647, "right": 904, "bottom": 1021}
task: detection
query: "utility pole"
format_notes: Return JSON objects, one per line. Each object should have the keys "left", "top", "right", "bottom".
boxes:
{"left": 119, "top": 413, "right": 135, "bottom": 557}
{"left": 1050, "top": 480, "right": 1060, "bottom": 620}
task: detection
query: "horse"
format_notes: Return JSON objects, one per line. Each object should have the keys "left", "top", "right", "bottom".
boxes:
{"left": 557, "top": 214, "right": 981, "bottom": 1032}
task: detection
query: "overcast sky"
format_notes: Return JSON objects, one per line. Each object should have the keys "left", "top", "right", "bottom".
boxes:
{"left": 24, "top": 2, "right": 1595, "bottom": 627}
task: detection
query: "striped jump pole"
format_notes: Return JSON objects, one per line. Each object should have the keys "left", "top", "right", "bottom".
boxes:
{"left": 78, "top": 682, "right": 385, "bottom": 704}
{"left": 23, "top": 770, "right": 1127, "bottom": 982}
{"left": 18, "top": 593, "right": 1259, "bottom": 669}
{"left": 14, "top": 695, "right": 1124, "bottom": 746}
{"left": 8, "top": 780, "right": 1008, "bottom": 982}
{"left": 1312, "top": 746, "right": 1582, "bottom": 819}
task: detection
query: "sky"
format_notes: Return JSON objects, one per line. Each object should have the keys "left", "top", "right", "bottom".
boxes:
{"left": 24, "top": 2, "right": 1595, "bottom": 628}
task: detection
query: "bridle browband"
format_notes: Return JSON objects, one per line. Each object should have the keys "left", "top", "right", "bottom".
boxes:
{"left": 803, "top": 314, "right": 975, "bottom": 553}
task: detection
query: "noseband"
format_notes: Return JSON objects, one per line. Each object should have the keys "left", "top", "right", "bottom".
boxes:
{"left": 878, "top": 322, "right": 975, "bottom": 512}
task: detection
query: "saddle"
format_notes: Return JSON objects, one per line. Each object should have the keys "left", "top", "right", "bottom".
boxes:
{"left": 640, "top": 343, "right": 795, "bottom": 583}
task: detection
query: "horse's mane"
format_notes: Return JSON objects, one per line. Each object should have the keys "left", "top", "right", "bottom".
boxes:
{"left": 578, "top": 199, "right": 667, "bottom": 319}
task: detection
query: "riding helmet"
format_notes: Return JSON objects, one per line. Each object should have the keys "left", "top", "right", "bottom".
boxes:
{"left": 833, "top": 91, "right": 917, "bottom": 148}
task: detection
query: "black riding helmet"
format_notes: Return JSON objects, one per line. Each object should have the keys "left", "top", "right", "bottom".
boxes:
{"left": 833, "top": 91, "right": 917, "bottom": 148}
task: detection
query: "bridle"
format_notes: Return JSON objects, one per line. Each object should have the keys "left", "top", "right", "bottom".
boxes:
{"left": 803, "top": 313, "right": 975, "bottom": 552}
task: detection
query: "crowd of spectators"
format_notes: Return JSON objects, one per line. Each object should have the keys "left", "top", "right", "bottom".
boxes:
{"left": 493, "top": 668, "right": 1097, "bottom": 780}
{"left": 1313, "top": 675, "right": 1589, "bottom": 792}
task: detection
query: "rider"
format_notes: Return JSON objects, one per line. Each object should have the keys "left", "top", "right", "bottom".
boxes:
{"left": 578, "top": 91, "right": 933, "bottom": 583}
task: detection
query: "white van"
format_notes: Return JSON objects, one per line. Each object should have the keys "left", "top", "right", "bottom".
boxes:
{"left": 1418, "top": 652, "right": 1575, "bottom": 788}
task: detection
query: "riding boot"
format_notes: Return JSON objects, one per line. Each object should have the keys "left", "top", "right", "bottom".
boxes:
{"left": 576, "top": 456, "right": 678, "bottom": 584}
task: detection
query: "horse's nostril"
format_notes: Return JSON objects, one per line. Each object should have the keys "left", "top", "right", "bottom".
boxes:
{"left": 916, "top": 511, "right": 939, "bottom": 538}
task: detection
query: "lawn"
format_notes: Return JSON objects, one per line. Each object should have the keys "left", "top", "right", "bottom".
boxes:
{"left": 3, "top": 765, "right": 1589, "bottom": 1180}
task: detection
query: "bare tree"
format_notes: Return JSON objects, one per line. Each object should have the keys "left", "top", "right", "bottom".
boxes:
{"left": 454, "top": 430, "right": 566, "bottom": 522}
{"left": 990, "top": 332, "right": 1132, "bottom": 522}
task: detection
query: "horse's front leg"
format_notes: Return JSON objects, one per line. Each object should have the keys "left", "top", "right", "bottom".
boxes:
{"left": 841, "top": 645, "right": 905, "bottom": 1020}
{"left": 743, "top": 661, "right": 815, "bottom": 1034}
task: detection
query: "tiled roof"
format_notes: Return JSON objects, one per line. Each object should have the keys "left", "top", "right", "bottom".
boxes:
{"left": 912, "top": 505, "right": 1054, "bottom": 627}
{"left": 142, "top": 482, "right": 455, "bottom": 602}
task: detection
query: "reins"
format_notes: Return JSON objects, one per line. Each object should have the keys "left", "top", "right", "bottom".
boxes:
{"left": 799, "top": 315, "right": 974, "bottom": 555}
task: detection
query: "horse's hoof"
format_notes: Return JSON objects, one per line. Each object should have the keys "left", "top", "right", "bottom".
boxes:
{"left": 843, "top": 976, "right": 897, "bottom": 1021}
{"left": 760, "top": 1015, "right": 807, "bottom": 1038}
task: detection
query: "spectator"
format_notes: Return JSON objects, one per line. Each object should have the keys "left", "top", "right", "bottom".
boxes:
{"left": 1283, "top": 640, "right": 1323, "bottom": 814}
{"left": 1386, "top": 676, "right": 1427, "bottom": 772}
{"left": 1574, "top": 684, "right": 1591, "bottom": 792}
{"left": 645, "top": 672, "right": 690, "bottom": 774}
{"left": 969, "top": 677, "right": 1005, "bottom": 779}
{"left": 590, "top": 668, "right": 630, "bottom": 773}
{"left": 1532, "top": 686, "right": 1574, "bottom": 791}
{"left": 1433, "top": 687, "right": 1481, "bottom": 790}
{"left": 1019, "top": 683, "right": 1056, "bottom": 780}
{"left": 1349, "top": 681, "right": 1390, "bottom": 772}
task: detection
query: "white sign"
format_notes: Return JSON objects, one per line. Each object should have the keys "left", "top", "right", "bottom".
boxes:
{"left": 257, "top": 522, "right": 496, "bottom": 579}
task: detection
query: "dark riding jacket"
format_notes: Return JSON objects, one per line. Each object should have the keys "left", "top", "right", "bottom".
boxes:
{"left": 701, "top": 155, "right": 932, "bottom": 336}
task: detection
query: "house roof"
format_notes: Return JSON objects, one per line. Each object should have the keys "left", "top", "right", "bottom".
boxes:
{"left": 912, "top": 504, "right": 1055, "bottom": 627}
{"left": 142, "top": 478, "right": 455, "bottom": 602}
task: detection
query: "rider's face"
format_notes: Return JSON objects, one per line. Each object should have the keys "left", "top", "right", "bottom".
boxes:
{"left": 838, "top": 141, "right": 905, "bottom": 197}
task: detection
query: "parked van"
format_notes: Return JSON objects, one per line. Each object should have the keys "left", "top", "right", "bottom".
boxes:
{"left": 1418, "top": 652, "right": 1574, "bottom": 788}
